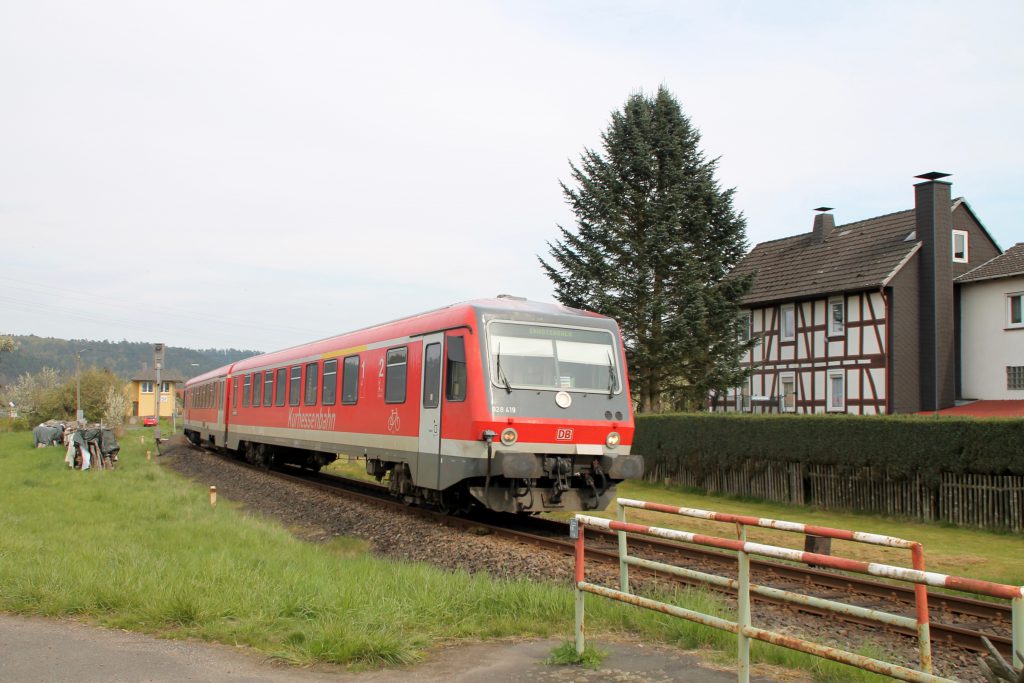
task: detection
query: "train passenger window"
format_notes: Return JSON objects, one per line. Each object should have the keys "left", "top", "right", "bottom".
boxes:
{"left": 289, "top": 365, "right": 301, "bottom": 406}
{"left": 342, "top": 356, "right": 359, "bottom": 404}
{"left": 263, "top": 371, "right": 274, "bottom": 407}
{"left": 304, "top": 362, "right": 318, "bottom": 405}
{"left": 275, "top": 368, "right": 287, "bottom": 406}
{"left": 243, "top": 375, "right": 250, "bottom": 407}
{"left": 385, "top": 347, "right": 407, "bottom": 404}
{"left": 322, "top": 359, "right": 337, "bottom": 405}
{"left": 445, "top": 336, "right": 466, "bottom": 402}
{"left": 423, "top": 343, "right": 441, "bottom": 409}
{"left": 253, "top": 372, "right": 262, "bottom": 407}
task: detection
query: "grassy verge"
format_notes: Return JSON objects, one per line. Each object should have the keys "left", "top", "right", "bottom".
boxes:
{"left": 0, "top": 431, "right": 895, "bottom": 681}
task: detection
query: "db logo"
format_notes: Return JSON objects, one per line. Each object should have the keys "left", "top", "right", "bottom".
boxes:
{"left": 555, "top": 428, "right": 574, "bottom": 441}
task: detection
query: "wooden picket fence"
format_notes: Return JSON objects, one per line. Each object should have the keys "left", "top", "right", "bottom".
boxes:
{"left": 653, "top": 460, "right": 1024, "bottom": 532}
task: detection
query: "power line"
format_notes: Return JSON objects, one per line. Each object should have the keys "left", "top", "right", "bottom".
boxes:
{"left": 0, "top": 276, "right": 327, "bottom": 341}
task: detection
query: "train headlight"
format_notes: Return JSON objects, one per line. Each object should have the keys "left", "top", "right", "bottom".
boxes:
{"left": 605, "top": 431, "right": 621, "bottom": 449}
{"left": 500, "top": 427, "right": 518, "bottom": 446}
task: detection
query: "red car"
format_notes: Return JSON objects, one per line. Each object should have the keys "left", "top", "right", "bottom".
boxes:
{"left": 142, "top": 416, "right": 158, "bottom": 427}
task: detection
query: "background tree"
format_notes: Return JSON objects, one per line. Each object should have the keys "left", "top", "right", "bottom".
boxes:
{"left": 540, "top": 87, "right": 753, "bottom": 412}
{"left": 8, "top": 367, "right": 62, "bottom": 422}
{"left": 8, "top": 366, "right": 124, "bottom": 424}
{"left": 102, "top": 385, "right": 132, "bottom": 430}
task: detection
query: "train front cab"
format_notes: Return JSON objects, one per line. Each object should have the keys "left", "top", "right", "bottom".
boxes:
{"left": 469, "top": 310, "right": 642, "bottom": 513}
{"left": 368, "top": 303, "right": 643, "bottom": 514}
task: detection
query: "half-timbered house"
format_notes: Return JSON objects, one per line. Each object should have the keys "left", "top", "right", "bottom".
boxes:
{"left": 718, "top": 173, "right": 1002, "bottom": 414}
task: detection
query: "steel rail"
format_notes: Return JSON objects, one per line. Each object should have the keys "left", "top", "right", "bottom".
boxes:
{"left": 190, "top": 446, "right": 1013, "bottom": 657}
{"left": 520, "top": 516, "right": 1011, "bottom": 623}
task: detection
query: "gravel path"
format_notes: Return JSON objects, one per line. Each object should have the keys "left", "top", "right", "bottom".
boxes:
{"left": 161, "top": 439, "right": 987, "bottom": 681}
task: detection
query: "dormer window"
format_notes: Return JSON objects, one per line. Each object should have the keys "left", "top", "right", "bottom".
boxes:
{"left": 952, "top": 230, "right": 969, "bottom": 263}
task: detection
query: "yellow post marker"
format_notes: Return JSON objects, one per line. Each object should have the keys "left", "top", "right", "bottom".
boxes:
{"left": 209, "top": 486, "right": 217, "bottom": 507}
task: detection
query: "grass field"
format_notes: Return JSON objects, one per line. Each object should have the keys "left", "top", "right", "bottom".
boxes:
{"left": 0, "top": 429, "right": 973, "bottom": 681}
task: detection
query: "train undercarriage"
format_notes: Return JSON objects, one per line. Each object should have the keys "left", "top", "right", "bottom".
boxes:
{"left": 185, "top": 429, "right": 642, "bottom": 515}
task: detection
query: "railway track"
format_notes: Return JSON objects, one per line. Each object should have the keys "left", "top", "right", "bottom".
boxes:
{"left": 203, "top": 447, "right": 1015, "bottom": 660}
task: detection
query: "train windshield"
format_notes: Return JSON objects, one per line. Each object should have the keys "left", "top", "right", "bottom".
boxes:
{"left": 488, "top": 321, "right": 620, "bottom": 393}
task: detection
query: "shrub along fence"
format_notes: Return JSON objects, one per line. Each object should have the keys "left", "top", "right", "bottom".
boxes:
{"left": 634, "top": 414, "right": 1024, "bottom": 532}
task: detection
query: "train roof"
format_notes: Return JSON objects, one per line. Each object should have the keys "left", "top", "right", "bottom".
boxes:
{"left": 187, "top": 297, "right": 612, "bottom": 383}
{"left": 187, "top": 363, "right": 234, "bottom": 384}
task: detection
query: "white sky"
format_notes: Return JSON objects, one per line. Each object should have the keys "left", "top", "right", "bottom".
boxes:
{"left": 2, "top": 0, "right": 1022, "bottom": 352}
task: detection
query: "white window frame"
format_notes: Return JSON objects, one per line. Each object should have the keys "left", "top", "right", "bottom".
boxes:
{"left": 1008, "top": 292, "right": 1024, "bottom": 329}
{"left": 952, "top": 229, "right": 969, "bottom": 263}
{"left": 740, "top": 377, "right": 751, "bottom": 412}
{"left": 780, "top": 304, "right": 795, "bottom": 342}
{"left": 737, "top": 310, "right": 751, "bottom": 342}
{"left": 141, "top": 381, "right": 153, "bottom": 393}
{"left": 828, "top": 297, "right": 845, "bottom": 337}
{"left": 827, "top": 370, "right": 845, "bottom": 412}
{"left": 779, "top": 373, "right": 796, "bottom": 413}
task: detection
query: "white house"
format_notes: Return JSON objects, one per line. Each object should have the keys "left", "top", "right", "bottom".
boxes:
{"left": 956, "top": 243, "right": 1024, "bottom": 401}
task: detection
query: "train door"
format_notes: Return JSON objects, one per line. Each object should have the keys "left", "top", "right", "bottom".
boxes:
{"left": 417, "top": 333, "right": 444, "bottom": 488}
{"left": 218, "top": 378, "right": 226, "bottom": 443}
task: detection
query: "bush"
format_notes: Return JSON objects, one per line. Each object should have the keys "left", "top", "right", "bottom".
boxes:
{"left": 0, "top": 417, "right": 30, "bottom": 433}
{"left": 634, "top": 413, "right": 1024, "bottom": 487}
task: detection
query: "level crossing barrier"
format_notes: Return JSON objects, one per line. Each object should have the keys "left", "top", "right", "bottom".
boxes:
{"left": 571, "top": 498, "right": 1024, "bottom": 683}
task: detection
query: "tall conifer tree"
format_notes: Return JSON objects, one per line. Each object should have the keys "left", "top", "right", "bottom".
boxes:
{"left": 540, "top": 87, "right": 753, "bottom": 412}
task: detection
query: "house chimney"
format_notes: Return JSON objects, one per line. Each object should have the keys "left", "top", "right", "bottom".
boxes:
{"left": 812, "top": 207, "right": 835, "bottom": 244}
{"left": 914, "top": 171, "right": 955, "bottom": 411}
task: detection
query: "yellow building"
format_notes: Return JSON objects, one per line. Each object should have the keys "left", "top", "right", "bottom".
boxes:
{"left": 128, "top": 367, "right": 185, "bottom": 418}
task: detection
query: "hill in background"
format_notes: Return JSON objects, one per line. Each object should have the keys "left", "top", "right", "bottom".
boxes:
{"left": 0, "top": 335, "right": 261, "bottom": 387}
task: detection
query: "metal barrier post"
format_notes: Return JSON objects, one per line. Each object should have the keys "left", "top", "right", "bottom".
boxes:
{"left": 617, "top": 501, "right": 629, "bottom": 594}
{"left": 737, "top": 523, "right": 751, "bottom": 683}
{"left": 575, "top": 520, "right": 586, "bottom": 656}
{"left": 910, "top": 543, "right": 933, "bottom": 673}
{"left": 1013, "top": 595, "right": 1023, "bottom": 670}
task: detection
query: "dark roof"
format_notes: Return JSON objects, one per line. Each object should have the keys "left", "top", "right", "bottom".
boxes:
{"left": 955, "top": 243, "right": 1024, "bottom": 283}
{"left": 732, "top": 209, "right": 919, "bottom": 306}
{"left": 130, "top": 369, "right": 186, "bottom": 383}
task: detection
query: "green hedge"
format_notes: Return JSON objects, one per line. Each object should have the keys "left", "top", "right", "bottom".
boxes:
{"left": 634, "top": 413, "right": 1024, "bottom": 486}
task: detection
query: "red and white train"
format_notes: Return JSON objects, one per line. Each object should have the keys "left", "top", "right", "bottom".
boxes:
{"left": 183, "top": 297, "right": 643, "bottom": 513}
